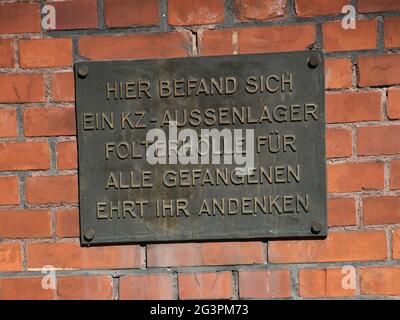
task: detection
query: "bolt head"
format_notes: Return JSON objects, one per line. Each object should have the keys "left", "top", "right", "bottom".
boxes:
{"left": 84, "top": 228, "right": 95, "bottom": 241}
{"left": 311, "top": 222, "right": 322, "bottom": 234}
{"left": 308, "top": 55, "right": 320, "bottom": 68}
{"left": 78, "top": 65, "right": 89, "bottom": 78}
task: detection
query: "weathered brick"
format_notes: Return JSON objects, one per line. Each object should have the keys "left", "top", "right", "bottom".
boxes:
{"left": 56, "top": 208, "right": 79, "bottom": 238}
{"left": 328, "top": 162, "right": 384, "bottom": 193}
{"left": 0, "top": 74, "right": 45, "bottom": 103}
{"left": 120, "top": 274, "right": 174, "bottom": 300}
{"left": 79, "top": 32, "right": 192, "bottom": 60}
{"left": 325, "top": 58, "right": 353, "bottom": 89}
{"left": 0, "top": 277, "right": 54, "bottom": 300}
{"left": 364, "top": 196, "right": 400, "bottom": 225}
{"left": 168, "top": 0, "right": 224, "bottom": 26}
{"left": 295, "top": 0, "right": 349, "bottom": 17}
{"left": 199, "top": 29, "right": 235, "bottom": 56}
{"left": 25, "top": 175, "right": 78, "bottom": 204}
{"left": 269, "top": 231, "right": 387, "bottom": 263}
{"left": 239, "top": 24, "right": 315, "bottom": 54}
{"left": 147, "top": 242, "right": 263, "bottom": 267}
{"left": 0, "top": 141, "right": 50, "bottom": 171}
{"left": 0, "top": 176, "right": 19, "bottom": 205}
{"left": 239, "top": 269, "right": 291, "bottom": 298}
{"left": 0, "top": 3, "right": 40, "bottom": 34}
{"left": 179, "top": 272, "right": 233, "bottom": 300}
{"left": 0, "top": 39, "right": 14, "bottom": 67}
{"left": 359, "top": 54, "right": 400, "bottom": 87}
{"left": 0, "top": 243, "right": 22, "bottom": 272}
{"left": 393, "top": 228, "right": 400, "bottom": 259}
{"left": 27, "top": 241, "right": 142, "bottom": 270}
{"left": 19, "top": 38, "right": 72, "bottom": 68}
{"left": 360, "top": 266, "right": 400, "bottom": 296}
{"left": 323, "top": 19, "right": 377, "bottom": 52}
{"left": 48, "top": 0, "right": 98, "bottom": 30}
{"left": 51, "top": 72, "right": 75, "bottom": 102}
{"left": 326, "top": 91, "right": 382, "bottom": 123}
{"left": 104, "top": 0, "right": 159, "bottom": 28}
{"left": 391, "top": 160, "right": 400, "bottom": 190}
{"left": 326, "top": 128, "right": 352, "bottom": 158}
{"left": 57, "top": 141, "right": 77, "bottom": 170}
{"left": 232, "top": 0, "right": 287, "bottom": 21}
{"left": 387, "top": 87, "right": 400, "bottom": 120}
{"left": 57, "top": 276, "right": 113, "bottom": 300}
{"left": 24, "top": 107, "right": 76, "bottom": 137}
{"left": 328, "top": 198, "right": 357, "bottom": 227}
{"left": 0, "top": 210, "right": 52, "bottom": 238}
{"left": 385, "top": 17, "right": 400, "bottom": 48}
{"left": 357, "top": 125, "right": 400, "bottom": 156}
{"left": 0, "top": 108, "right": 17, "bottom": 138}
{"left": 358, "top": 0, "right": 400, "bottom": 13}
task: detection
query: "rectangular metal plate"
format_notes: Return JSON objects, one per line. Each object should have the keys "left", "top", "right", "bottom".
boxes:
{"left": 75, "top": 51, "right": 327, "bottom": 245}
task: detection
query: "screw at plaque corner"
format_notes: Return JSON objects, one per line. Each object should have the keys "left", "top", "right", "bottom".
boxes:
{"left": 308, "top": 55, "right": 320, "bottom": 69}
{"left": 78, "top": 65, "right": 89, "bottom": 78}
{"left": 84, "top": 228, "right": 95, "bottom": 241}
{"left": 311, "top": 222, "right": 322, "bottom": 234}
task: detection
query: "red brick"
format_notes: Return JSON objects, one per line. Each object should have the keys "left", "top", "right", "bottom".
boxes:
{"left": 357, "top": 126, "right": 400, "bottom": 156}
{"left": 299, "top": 268, "right": 356, "bottom": 298}
{"left": 0, "top": 108, "right": 17, "bottom": 138}
{"left": 393, "top": 228, "right": 400, "bottom": 259}
{"left": 57, "top": 141, "right": 77, "bottom": 170}
{"left": 0, "top": 74, "right": 45, "bottom": 103}
{"left": 120, "top": 274, "right": 174, "bottom": 300}
{"left": 147, "top": 242, "right": 263, "bottom": 267}
{"left": 25, "top": 175, "right": 78, "bottom": 205}
{"left": 20, "top": 38, "right": 72, "bottom": 68}
{"left": 0, "top": 243, "right": 22, "bottom": 272}
{"left": 0, "top": 277, "right": 55, "bottom": 300}
{"left": 269, "top": 231, "right": 387, "bottom": 263}
{"left": 0, "top": 176, "right": 19, "bottom": 205}
{"left": 24, "top": 107, "right": 76, "bottom": 137}
{"left": 0, "top": 3, "right": 41, "bottom": 34}
{"left": 27, "top": 241, "right": 142, "bottom": 270}
{"left": 57, "top": 276, "right": 113, "bottom": 300}
{"left": 104, "top": 0, "right": 159, "bottom": 28}
{"left": 0, "top": 210, "right": 52, "bottom": 238}
{"left": 326, "top": 128, "right": 352, "bottom": 158}
{"left": 239, "top": 24, "right": 315, "bottom": 54}
{"left": 387, "top": 87, "right": 400, "bottom": 120}
{"left": 391, "top": 160, "right": 400, "bottom": 190}
{"left": 325, "top": 58, "right": 353, "bottom": 89}
{"left": 56, "top": 208, "right": 79, "bottom": 237}
{"left": 232, "top": 0, "right": 287, "bottom": 21}
{"left": 49, "top": 0, "right": 98, "bottom": 30}
{"left": 326, "top": 91, "right": 381, "bottom": 123}
{"left": 51, "top": 72, "right": 75, "bottom": 102}
{"left": 168, "top": 0, "right": 224, "bottom": 26}
{"left": 328, "top": 198, "right": 357, "bottom": 227}
{"left": 0, "top": 39, "right": 14, "bottom": 67}
{"left": 79, "top": 32, "right": 191, "bottom": 60}
{"left": 239, "top": 269, "right": 291, "bottom": 298}
{"left": 323, "top": 19, "right": 377, "bottom": 52}
{"left": 199, "top": 29, "right": 235, "bottom": 56}
{"left": 328, "top": 162, "right": 384, "bottom": 193}
{"left": 385, "top": 17, "right": 400, "bottom": 48}
{"left": 360, "top": 266, "right": 400, "bottom": 295}
{"left": 364, "top": 196, "right": 400, "bottom": 225}
{"left": 179, "top": 272, "right": 233, "bottom": 300}
{"left": 358, "top": 0, "right": 400, "bottom": 13}
{"left": 296, "top": 0, "right": 349, "bottom": 17}
{"left": 359, "top": 54, "right": 400, "bottom": 87}
{"left": 0, "top": 141, "right": 50, "bottom": 171}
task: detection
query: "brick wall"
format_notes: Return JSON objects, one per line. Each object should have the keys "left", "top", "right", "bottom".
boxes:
{"left": 0, "top": 0, "right": 399, "bottom": 300}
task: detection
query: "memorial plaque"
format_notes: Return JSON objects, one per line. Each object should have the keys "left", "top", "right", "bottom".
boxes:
{"left": 75, "top": 50, "right": 327, "bottom": 245}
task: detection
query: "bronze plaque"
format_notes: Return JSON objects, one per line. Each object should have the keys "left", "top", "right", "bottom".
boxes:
{"left": 75, "top": 51, "right": 327, "bottom": 245}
